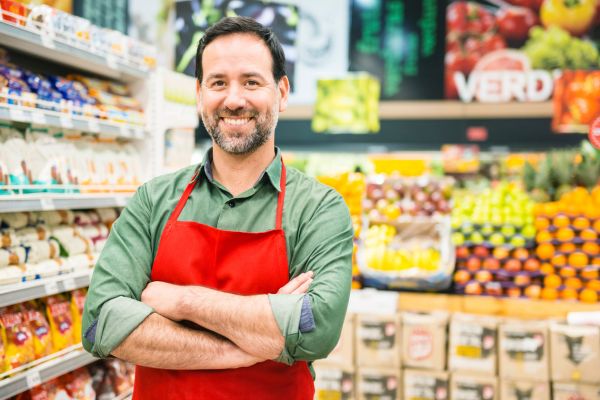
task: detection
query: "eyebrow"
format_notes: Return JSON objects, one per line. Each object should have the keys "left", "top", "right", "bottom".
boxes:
{"left": 205, "top": 72, "right": 267, "bottom": 81}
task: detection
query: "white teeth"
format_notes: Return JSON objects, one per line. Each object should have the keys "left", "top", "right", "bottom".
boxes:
{"left": 223, "top": 118, "right": 250, "bottom": 126}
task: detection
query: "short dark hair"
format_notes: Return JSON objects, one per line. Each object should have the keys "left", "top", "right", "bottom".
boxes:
{"left": 195, "top": 16, "right": 287, "bottom": 83}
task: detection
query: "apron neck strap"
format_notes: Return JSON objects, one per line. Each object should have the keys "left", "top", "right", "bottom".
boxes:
{"left": 169, "top": 160, "right": 287, "bottom": 229}
{"left": 275, "top": 162, "right": 286, "bottom": 230}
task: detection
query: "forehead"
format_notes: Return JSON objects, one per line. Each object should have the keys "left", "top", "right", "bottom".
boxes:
{"left": 201, "top": 33, "right": 273, "bottom": 78}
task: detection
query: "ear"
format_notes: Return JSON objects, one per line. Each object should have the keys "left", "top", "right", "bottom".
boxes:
{"left": 277, "top": 76, "right": 290, "bottom": 113}
{"left": 196, "top": 80, "right": 202, "bottom": 114}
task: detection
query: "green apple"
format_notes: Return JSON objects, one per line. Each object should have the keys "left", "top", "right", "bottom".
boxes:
{"left": 521, "top": 225, "right": 536, "bottom": 239}
{"left": 481, "top": 223, "right": 494, "bottom": 236}
{"left": 510, "top": 235, "right": 526, "bottom": 248}
{"left": 452, "top": 232, "right": 465, "bottom": 246}
{"left": 501, "top": 224, "right": 516, "bottom": 237}
{"left": 470, "top": 232, "right": 485, "bottom": 244}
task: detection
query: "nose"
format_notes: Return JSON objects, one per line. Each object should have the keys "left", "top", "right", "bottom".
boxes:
{"left": 223, "top": 83, "right": 247, "bottom": 111}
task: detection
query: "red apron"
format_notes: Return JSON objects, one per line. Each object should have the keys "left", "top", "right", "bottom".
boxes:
{"left": 132, "top": 163, "right": 314, "bottom": 400}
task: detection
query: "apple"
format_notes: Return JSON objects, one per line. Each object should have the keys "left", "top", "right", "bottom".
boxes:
{"left": 483, "top": 257, "right": 501, "bottom": 271}
{"left": 521, "top": 224, "right": 536, "bottom": 239}
{"left": 523, "top": 258, "right": 541, "bottom": 272}
{"left": 452, "top": 232, "right": 466, "bottom": 246}
{"left": 465, "top": 281, "right": 483, "bottom": 295}
{"left": 504, "top": 259, "right": 522, "bottom": 273}
{"left": 481, "top": 223, "right": 495, "bottom": 236}
{"left": 485, "top": 282, "right": 503, "bottom": 296}
{"left": 524, "top": 285, "right": 541, "bottom": 299}
{"left": 473, "top": 245, "right": 490, "bottom": 258}
{"left": 501, "top": 224, "right": 516, "bottom": 237}
{"left": 506, "top": 287, "right": 522, "bottom": 298}
{"left": 475, "top": 270, "right": 493, "bottom": 283}
{"left": 489, "top": 233, "right": 506, "bottom": 246}
{"left": 514, "top": 273, "right": 531, "bottom": 287}
{"left": 470, "top": 232, "right": 485, "bottom": 245}
{"left": 456, "top": 246, "right": 470, "bottom": 259}
{"left": 510, "top": 235, "right": 526, "bottom": 248}
{"left": 454, "top": 270, "right": 471, "bottom": 285}
{"left": 513, "top": 248, "right": 529, "bottom": 260}
{"left": 493, "top": 247, "right": 510, "bottom": 260}
{"left": 467, "top": 257, "right": 482, "bottom": 272}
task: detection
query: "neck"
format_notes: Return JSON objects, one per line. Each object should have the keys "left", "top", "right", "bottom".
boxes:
{"left": 211, "top": 143, "right": 276, "bottom": 197}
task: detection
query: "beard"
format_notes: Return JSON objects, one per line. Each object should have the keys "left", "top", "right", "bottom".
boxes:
{"left": 201, "top": 105, "right": 278, "bottom": 155}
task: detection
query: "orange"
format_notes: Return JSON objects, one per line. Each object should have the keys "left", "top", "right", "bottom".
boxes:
{"left": 581, "top": 267, "right": 599, "bottom": 280}
{"left": 533, "top": 203, "right": 544, "bottom": 217}
{"left": 536, "top": 230, "right": 553, "bottom": 243}
{"left": 593, "top": 257, "right": 600, "bottom": 266}
{"left": 568, "top": 252, "right": 589, "bottom": 269}
{"left": 524, "top": 285, "right": 542, "bottom": 299}
{"left": 594, "top": 219, "right": 600, "bottom": 234}
{"left": 541, "top": 287, "right": 558, "bottom": 301}
{"left": 493, "top": 247, "right": 510, "bottom": 260}
{"left": 587, "top": 279, "right": 600, "bottom": 291}
{"left": 561, "top": 288, "right": 579, "bottom": 301}
{"left": 535, "top": 217, "right": 550, "bottom": 231}
{"left": 553, "top": 214, "right": 571, "bottom": 228}
{"left": 592, "top": 186, "right": 600, "bottom": 204}
{"left": 513, "top": 248, "right": 529, "bottom": 260}
{"left": 582, "top": 242, "right": 600, "bottom": 256}
{"left": 580, "top": 288, "right": 598, "bottom": 303}
{"left": 564, "top": 277, "right": 583, "bottom": 290}
{"left": 581, "top": 229, "right": 598, "bottom": 241}
{"left": 559, "top": 266, "right": 576, "bottom": 278}
{"left": 543, "top": 202, "right": 559, "bottom": 217}
{"left": 584, "top": 204, "right": 600, "bottom": 220}
{"left": 559, "top": 243, "right": 577, "bottom": 254}
{"left": 540, "top": 262, "right": 555, "bottom": 275}
{"left": 552, "top": 254, "right": 567, "bottom": 267}
{"left": 565, "top": 204, "right": 580, "bottom": 217}
{"left": 573, "top": 216, "right": 591, "bottom": 230}
{"left": 572, "top": 187, "right": 591, "bottom": 204}
{"left": 556, "top": 227, "right": 575, "bottom": 242}
{"left": 536, "top": 243, "right": 555, "bottom": 260}
{"left": 544, "top": 274, "right": 562, "bottom": 289}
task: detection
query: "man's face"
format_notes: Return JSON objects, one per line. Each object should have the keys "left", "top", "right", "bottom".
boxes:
{"left": 197, "top": 33, "right": 289, "bottom": 155}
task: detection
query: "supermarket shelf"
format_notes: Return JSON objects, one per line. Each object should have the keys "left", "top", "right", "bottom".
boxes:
{"left": 0, "top": 192, "right": 131, "bottom": 213}
{"left": 0, "top": 21, "right": 149, "bottom": 82}
{"left": 397, "top": 292, "right": 600, "bottom": 319}
{"left": 0, "top": 346, "right": 97, "bottom": 399}
{"left": 0, "top": 103, "right": 146, "bottom": 140}
{"left": 280, "top": 101, "right": 553, "bottom": 120}
{"left": 115, "top": 388, "right": 133, "bottom": 400}
{"left": 0, "top": 269, "right": 92, "bottom": 308}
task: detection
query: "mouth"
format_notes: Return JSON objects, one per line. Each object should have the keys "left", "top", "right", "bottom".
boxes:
{"left": 220, "top": 117, "right": 253, "bottom": 127}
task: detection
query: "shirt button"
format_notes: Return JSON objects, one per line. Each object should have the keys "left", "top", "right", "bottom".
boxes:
{"left": 227, "top": 200, "right": 235, "bottom": 208}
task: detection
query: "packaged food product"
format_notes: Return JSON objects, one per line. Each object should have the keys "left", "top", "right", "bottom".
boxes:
{"left": 314, "top": 364, "right": 354, "bottom": 400}
{"left": 356, "top": 367, "right": 401, "bottom": 400}
{"left": 0, "top": 265, "right": 23, "bottom": 284}
{"left": 403, "top": 369, "right": 449, "bottom": 400}
{"left": 498, "top": 320, "right": 549, "bottom": 381}
{"left": 550, "top": 323, "right": 600, "bottom": 384}
{"left": 71, "top": 289, "right": 86, "bottom": 344}
{"left": 450, "top": 374, "right": 498, "bottom": 400}
{"left": 552, "top": 382, "right": 600, "bottom": 400}
{"left": 500, "top": 380, "right": 550, "bottom": 400}
{"left": 38, "top": 210, "right": 75, "bottom": 227}
{"left": 9, "top": 245, "right": 27, "bottom": 265}
{"left": 0, "top": 304, "right": 35, "bottom": 370}
{"left": 23, "top": 240, "right": 58, "bottom": 264}
{"left": 449, "top": 313, "right": 498, "bottom": 375}
{"left": 0, "top": 228, "right": 16, "bottom": 247}
{"left": 356, "top": 314, "right": 401, "bottom": 368}
{"left": 106, "top": 358, "right": 132, "bottom": 394}
{"left": 23, "top": 300, "right": 52, "bottom": 359}
{"left": 45, "top": 294, "right": 75, "bottom": 351}
{"left": 1, "top": 212, "right": 31, "bottom": 229}
{"left": 402, "top": 311, "right": 449, "bottom": 371}
{"left": 44, "top": 377, "right": 72, "bottom": 400}
{"left": 95, "top": 209, "right": 118, "bottom": 226}
{"left": 64, "top": 367, "right": 95, "bottom": 400}
{"left": 24, "top": 258, "right": 61, "bottom": 279}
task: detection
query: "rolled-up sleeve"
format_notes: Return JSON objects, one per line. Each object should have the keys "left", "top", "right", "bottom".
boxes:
{"left": 82, "top": 184, "right": 155, "bottom": 357}
{"left": 269, "top": 192, "right": 353, "bottom": 365}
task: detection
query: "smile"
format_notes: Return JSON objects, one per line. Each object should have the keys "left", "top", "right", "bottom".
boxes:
{"left": 221, "top": 117, "right": 252, "bottom": 126}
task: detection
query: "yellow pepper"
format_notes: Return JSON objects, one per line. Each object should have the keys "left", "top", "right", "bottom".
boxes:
{"left": 541, "top": 0, "right": 597, "bottom": 36}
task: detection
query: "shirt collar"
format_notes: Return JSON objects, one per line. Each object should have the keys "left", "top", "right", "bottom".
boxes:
{"left": 199, "top": 146, "right": 282, "bottom": 193}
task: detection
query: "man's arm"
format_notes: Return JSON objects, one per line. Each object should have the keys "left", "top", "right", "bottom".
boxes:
{"left": 141, "top": 271, "right": 314, "bottom": 361}
{"left": 111, "top": 313, "right": 262, "bottom": 369}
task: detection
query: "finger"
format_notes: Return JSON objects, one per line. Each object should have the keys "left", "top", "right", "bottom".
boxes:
{"left": 278, "top": 272, "right": 313, "bottom": 294}
{"left": 291, "top": 278, "right": 313, "bottom": 295}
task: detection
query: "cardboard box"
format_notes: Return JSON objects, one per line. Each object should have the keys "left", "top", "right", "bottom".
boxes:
{"left": 356, "top": 314, "right": 401, "bottom": 368}
{"left": 313, "top": 364, "right": 355, "bottom": 400}
{"left": 402, "top": 311, "right": 449, "bottom": 371}
{"left": 552, "top": 382, "right": 600, "bottom": 400}
{"left": 356, "top": 368, "right": 401, "bottom": 400}
{"left": 550, "top": 323, "right": 600, "bottom": 384}
{"left": 450, "top": 374, "right": 498, "bottom": 400}
{"left": 322, "top": 315, "right": 355, "bottom": 367}
{"left": 403, "top": 368, "right": 449, "bottom": 400}
{"left": 498, "top": 320, "right": 549, "bottom": 381}
{"left": 500, "top": 380, "right": 550, "bottom": 400}
{"left": 448, "top": 313, "right": 498, "bottom": 375}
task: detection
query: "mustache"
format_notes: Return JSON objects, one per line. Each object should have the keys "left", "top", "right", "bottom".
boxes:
{"left": 217, "top": 109, "right": 257, "bottom": 118}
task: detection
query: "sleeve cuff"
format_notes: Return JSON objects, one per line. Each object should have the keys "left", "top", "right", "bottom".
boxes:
{"left": 299, "top": 295, "right": 315, "bottom": 333}
{"left": 267, "top": 293, "right": 304, "bottom": 365}
{"left": 90, "top": 296, "right": 154, "bottom": 358}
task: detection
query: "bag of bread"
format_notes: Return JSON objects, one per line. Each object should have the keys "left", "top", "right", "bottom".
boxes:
{"left": 45, "top": 294, "right": 75, "bottom": 351}
{"left": 0, "top": 304, "right": 35, "bottom": 370}
{"left": 23, "top": 300, "right": 53, "bottom": 359}
{"left": 70, "top": 289, "right": 87, "bottom": 344}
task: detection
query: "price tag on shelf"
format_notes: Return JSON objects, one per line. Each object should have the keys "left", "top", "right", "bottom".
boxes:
{"left": 115, "top": 197, "right": 127, "bottom": 207}
{"left": 59, "top": 114, "right": 73, "bottom": 129}
{"left": 40, "top": 198, "right": 55, "bottom": 211}
{"left": 31, "top": 111, "right": 47, "bottom": 125}
{"left": 63, "top": 277, "right": 76, "bottom": 291}
{"left": 26, "top": 371, "right": 42, "bottom": 389}
{"left": 88, "top": 119, "right": 100, "bottom": 133}
{"left": 9, "top": 108, "right": 27, "bottom": 122}
{"left": 106, "top": 54, "right": 118, "bottom": 69}
{"left": 40, "top": 34, "right": 56, "bottom": 49}
{"left": 44, "top": 281, "right": 59, "bottom": 296}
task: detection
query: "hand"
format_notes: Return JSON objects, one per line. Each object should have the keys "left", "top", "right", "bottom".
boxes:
{"left": 141, "top": 281, "right": 187, "bottom": 321}
{"left": 277, "top": 271, "right": 313, "bottom": 294}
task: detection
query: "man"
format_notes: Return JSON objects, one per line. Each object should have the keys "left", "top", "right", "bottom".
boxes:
{"left": 82, "top": 16, "right": 353, "bottom": 399}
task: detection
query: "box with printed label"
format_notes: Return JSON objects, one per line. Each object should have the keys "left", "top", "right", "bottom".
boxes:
{"left": 498, "top": 320, "right": 549, "bottom": 381}
{"left": 500, "top": 380, "right": 550, "bottom": 400}
{"left": 356, "top": 314, "right": 401, "bottom": 368}
{"left": 448, "top": 313, "right": 497, "bottom": 375}
{"left": 450, "top": 374, "right": 498, "bottom": 400}
{"left": 357, "top": 368, "right": 401, "bottom": 400}
{"left": 402, "top": 311, "right": 449, "bottom": 371}
{"left": 313, "top": 364, "right": 355, "bottom": 400}
{"left": 403, "top": 368, "right": 449, "bottom": 400}
{"left": 552, "top": 382, "right": 600, "bottom": 400}
{"left": 550, "top": 323, "right": 600, "bottom": 384}
{"left": 321, "top": 315, "right": 355, "bottom": 367}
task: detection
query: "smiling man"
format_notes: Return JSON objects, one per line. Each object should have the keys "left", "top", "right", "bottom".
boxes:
{"left": 81, "top": 17, "right": 353, "bottom": 400}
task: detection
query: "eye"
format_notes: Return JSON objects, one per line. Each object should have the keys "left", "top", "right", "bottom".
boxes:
{"left": 210, "top": 80, "right": 226, "bottom": 88}
{"left": 246, "top": 80, "right": 259, "bottom": 88}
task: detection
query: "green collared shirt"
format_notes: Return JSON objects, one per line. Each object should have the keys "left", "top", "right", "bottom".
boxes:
{"left": 82, "top": 147, "right": 353, "bottom": 366}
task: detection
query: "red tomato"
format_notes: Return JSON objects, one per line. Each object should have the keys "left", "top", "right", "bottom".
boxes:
{"left": 506, "top": 0, "right": 544, "bottom": 11}
{"left": 497, "top": 6, "right": 539, "bottom": 45}
{"left": 447, "top": 2, "right": 469, "bottom": 34}
{"left": 481, "top": 33, "right": 507, "bottom": 53}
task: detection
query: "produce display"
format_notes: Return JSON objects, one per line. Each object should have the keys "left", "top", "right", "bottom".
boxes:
{"left": 0, "top": 48, "right": 145, "bottom": 126}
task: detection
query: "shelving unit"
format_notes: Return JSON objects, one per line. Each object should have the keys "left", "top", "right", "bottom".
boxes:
{"left": 0, "top": 269, "right": 92, "bottom": 307}
{"left": 0, "top": 346, "right": 97, "bottom": 399}
{"left": 0, "top": 193, "right": 131, "bottom": 213}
